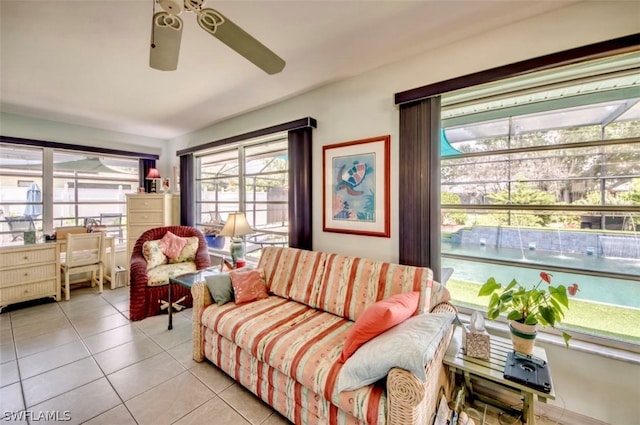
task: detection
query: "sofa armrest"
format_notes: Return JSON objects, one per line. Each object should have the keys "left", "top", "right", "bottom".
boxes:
{"left": 386, "top": 307, "right": 456, "bottom": 425}
{"left": 191, "top": 281, "right": 213, "bottom": 362}
{"left": 431, "top": 301, "right": 457, "bottom": 315}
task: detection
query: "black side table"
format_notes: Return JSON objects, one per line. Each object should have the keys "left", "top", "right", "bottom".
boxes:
{"left": 167, "top": 267, "right": 220, "bottom": 330}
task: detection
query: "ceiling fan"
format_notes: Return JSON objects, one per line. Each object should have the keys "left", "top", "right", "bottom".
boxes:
{"left": 149, "top": 0, "right": 286, "bottom": 74}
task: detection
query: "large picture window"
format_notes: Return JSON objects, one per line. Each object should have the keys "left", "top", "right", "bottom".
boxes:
{"left": 195, "top": 135, "right": 288, "bottom": 261}
{"left": 0, "top": 143, "right": 139, "bottom": 246}
{"left": 440, "top": 68, "right": 640, "bottom": 349}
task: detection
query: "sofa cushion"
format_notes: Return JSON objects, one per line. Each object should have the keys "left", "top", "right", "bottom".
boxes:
{"left": 159, "top": 231, "right": 187, "bottom": 259}
{"left": 258, "top": 247, "right": 326, "bottom": 306}
{"left": 205, "top": 274, "right": 234, "bottom": 305}
{"left": 337, "top": 312, "right": 455, "bottom": 392}
{"left": 143, "top": 239, "right": 168, "bottom": 270}
{"left": 230, "top": 269, "right": 269, "bottom": 304}
{"left": 339, "top": 291, "right": 420, "bottom": 363}
{"left": 169, "top": 236, "right": 199, "bottom": 263}
{"left": 202, "top": 298, "right": 390, "bottom": 424}
{"left": 205, "top": 328, "right": 387, "bottom": 425}
{"left": 314, "top": 254, "right": 432, "bottom": 321}
{"left": 146, "top": 261, "right": 197, "bottom": 286}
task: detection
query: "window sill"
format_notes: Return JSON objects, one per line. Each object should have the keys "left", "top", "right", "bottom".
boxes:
{"left": 456, "top": 311, "right": 640, "bottom": 365}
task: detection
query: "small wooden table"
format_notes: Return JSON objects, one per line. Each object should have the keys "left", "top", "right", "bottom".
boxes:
{"left": 444, "top": 327, "right": 555, "bottom": 424}
{"left": 167, "top": 267, "right": 221, "bottom": 330}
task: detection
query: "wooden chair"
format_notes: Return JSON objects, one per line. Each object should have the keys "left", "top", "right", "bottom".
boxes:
{"left": 60, "top": 232, "right": 104, "bottom": 301}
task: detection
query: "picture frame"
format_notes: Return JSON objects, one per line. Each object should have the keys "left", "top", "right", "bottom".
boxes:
{"left": 323, "top": 135, "right": 390, "bottom": 237}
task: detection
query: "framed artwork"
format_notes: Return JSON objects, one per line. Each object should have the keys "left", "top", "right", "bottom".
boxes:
{"left": 323, "top": 135, "right": 390, "bottom": 237}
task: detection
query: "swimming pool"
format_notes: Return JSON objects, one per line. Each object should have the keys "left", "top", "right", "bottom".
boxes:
{"left": 441, "top": 243, "right": 640, "bottom": 309}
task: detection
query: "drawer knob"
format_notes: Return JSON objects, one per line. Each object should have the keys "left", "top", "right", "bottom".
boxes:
{"left": 24, "top": 272, "right": 29, "bottom": 277}
{"left": 23, "top": 256, "right": 28, "bottom": 260}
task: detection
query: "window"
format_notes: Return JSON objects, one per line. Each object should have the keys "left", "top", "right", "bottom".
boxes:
{"left": 52, "top": 150, "right": 138, "bottom": 244}
{"left": 440, "top": 66, "right": 640, "bottom": 349}
{"left": 195, "top": 135, "right": 288, "bottom": 261}
{"left": 0, "top": 143, "right": 139, "bottom": 246}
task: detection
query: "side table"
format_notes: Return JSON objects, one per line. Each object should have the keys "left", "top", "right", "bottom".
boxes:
{"left": 444, "top": 326, "right": 556, "bottom": 424}
{"left": 167, "top": 267, "right": 220, "bottom": 330}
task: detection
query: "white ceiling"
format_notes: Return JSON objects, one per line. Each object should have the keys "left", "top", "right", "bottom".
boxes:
{"left": 0, "top": 0, "right": 577, "bottom": 140}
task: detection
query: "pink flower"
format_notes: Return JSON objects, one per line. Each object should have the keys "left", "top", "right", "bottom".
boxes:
{"left": 540, "top": 271, "right": 552, "bottom": 284}
{"left": 568, "top": 283, "right": 579, "bottom": 296}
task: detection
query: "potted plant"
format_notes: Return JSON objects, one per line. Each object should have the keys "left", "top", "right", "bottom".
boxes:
{"left": 202, "top": 225, "right": 225, "bottom": 249}
{"left": 478, "top": 271, "right": 579, "bottom": 353}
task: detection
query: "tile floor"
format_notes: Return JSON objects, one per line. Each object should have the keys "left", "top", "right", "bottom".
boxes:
{"left": 0, "top": 286, "right": 562, "bottom": 425}
{"left": 0, "top": 286, "right": 290, "bottom": 425}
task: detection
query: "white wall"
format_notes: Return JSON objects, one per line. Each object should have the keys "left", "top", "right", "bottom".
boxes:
{"left": 0, "top": 112, "right": 175, "bottom": 178}
{"left": 169, "top": 2, "right": 640, "bottom": 423}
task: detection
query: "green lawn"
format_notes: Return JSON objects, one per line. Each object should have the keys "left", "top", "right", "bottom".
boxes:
{"left": 448, "top": 278, "right": 640, "bottom": 343}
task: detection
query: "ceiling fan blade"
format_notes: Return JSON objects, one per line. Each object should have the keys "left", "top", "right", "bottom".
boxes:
{"left": 196, "top": 8, "right": 285, "bottom": 75}
{"left": 149, "top": 12, "right": 183, "bottom": 71}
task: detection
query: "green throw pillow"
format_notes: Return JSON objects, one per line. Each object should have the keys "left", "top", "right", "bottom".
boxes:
{"left": 205, "top": 274, "right": 234, "bottom": 305}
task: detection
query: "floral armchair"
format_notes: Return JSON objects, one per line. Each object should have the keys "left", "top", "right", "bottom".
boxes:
{"left": 129, "top": 226, "right": 211, "bottom": 321}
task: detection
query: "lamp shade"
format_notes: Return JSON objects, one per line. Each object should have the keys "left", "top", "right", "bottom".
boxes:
{"left": 219, "top": 212, "right": 253, "bottom": 238}
{"left": 146, "top": 168, "right": 161, "bottom": 179}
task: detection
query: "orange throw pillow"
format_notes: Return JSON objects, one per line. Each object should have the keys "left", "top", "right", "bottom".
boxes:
{"left": 230, "top": 268, "right": 269, "bottom": 304}
{"left": 339, "top": 291, "right": 420, "bottom": 363}
{"left": 159, "top": 231, "right": 187, "bottom": 260}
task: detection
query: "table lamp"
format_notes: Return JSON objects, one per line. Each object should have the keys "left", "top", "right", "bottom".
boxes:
{"left": 219, "top": 212, "right": 253, "bottom": 267}
{"left": 146, "top": 168, "right": 161, "bottom": 193}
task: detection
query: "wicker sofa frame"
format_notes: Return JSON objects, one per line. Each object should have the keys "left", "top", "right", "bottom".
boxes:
{"left": 191, "top": 247, "right": 456, "bottom": 425}
{"left": 129, "top": 225, "right": 211, "bottom": 321}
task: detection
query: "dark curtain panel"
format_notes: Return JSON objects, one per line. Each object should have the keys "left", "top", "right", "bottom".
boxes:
{"left": 139, "top": 159, "right": 156, "bottom": 194}
{"left": 398, "top": 96, "right": 442, "bottom": 281}
{"left": 179, "top": 154, "right": 194, "bottom": 226}
{"left": 288, "top": 127, "right": 313, "bottom": 250}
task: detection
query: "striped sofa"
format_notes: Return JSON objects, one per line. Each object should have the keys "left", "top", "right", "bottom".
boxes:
{"left": 191, "top": 247, "right": 456, "bottom": 425}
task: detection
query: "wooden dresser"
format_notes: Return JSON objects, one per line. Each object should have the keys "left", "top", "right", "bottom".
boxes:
{"left": 126, "top": 193, "right": 180, "bottom": 259}
{"left": 0, "top": 242, "right": 60, "bottom": 312}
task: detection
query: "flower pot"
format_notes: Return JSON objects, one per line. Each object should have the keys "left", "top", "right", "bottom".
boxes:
{"left": 509, "top": 321, "right": 537, "bottom": 355}
{"left": 205, "top": 235, "right": 225, "bottom": 249}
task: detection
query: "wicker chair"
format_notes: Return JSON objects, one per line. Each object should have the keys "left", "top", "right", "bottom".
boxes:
{"left": 129, "top": 226, "right": 211, "bottom": 321}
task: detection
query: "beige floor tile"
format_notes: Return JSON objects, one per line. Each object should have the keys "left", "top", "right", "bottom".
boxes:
{"left": 0, "top": 326, "right": 13, "bottom": 345}
{"left": 189, "top": 361, "right": 235, "bottom": 394}
{"left": 147, "top": 319, "right": 192, "bottom": 350}
{"left": 107, "top": 351, "right": 186, "bottom": 401}
{"left": 61, "top": 300, "right": 120, "bottom": 321}
{"left": 167, "top": 339, "right": 198, "bottom": 369}
{"left": 93, "top": 336, "right": 163, "bottom": 375}
{"left": 12, "top": 316, "right": 73, "bottom": 342}
{"left": 132, "top": 313, "right": 169, "bottom": 334}
{"left": 126, "top": 371, "right": 214, "bottom": 425}
{"left": 0, "top": 382, "right": 27, "bottom": 425}
{"left": 28, "top": 377, "right": 121, "bottom": 425}
{"left": 173, "top": 396, "right": 251, "bottom": 425}
{"left": 83, "top": 403, "right": 137, "bottom": 425}
{"left": 219, "top": 383, "right": 274, "bottom": 425}
{"left": 0, "top": 315, "right": 12, "bottom": 331}
{"left": 70, "top": 311, "right": 130, "bottom": 338}
{"left": 17, "top": 339, "right": 90, "bottom": 379}
{"left": 0, "top": 341, "right": 17, "bottom": 364}
{"left": 262, "top": 412, "right": 293, "bottom": 425}
{"left": 83, "top": 323, "right": 145, "bottom": 354}
{"left": 14, "top": 327, "right": 80, "bottom": 358}
{"left": 22, "top": 356, "right": 103, "bottom": 407}
{"left": 0, "top": 359, "right": 20, "bottom": 387}
{"left": 9, "top": 304, "right": 65, "bottom": 329}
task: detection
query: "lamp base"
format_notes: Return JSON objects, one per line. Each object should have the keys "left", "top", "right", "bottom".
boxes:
{"left": 229, "top": 238, "right": 245, "bottom": 268}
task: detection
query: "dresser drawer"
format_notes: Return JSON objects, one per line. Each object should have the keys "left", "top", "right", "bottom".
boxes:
{"left": 0, "top": 280, "right": 58, "bottom": 303}
{"left": 128, "top": 211, "right": 165, "bottom": 224}
{"left": 128, "top": 197, "right": 165, "bottom": 211}
{"left": 0, "top": 245, "right": 57, "bottom": 268}
{"left": 0, "top": 264, "right": 58, "bottom": 287}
